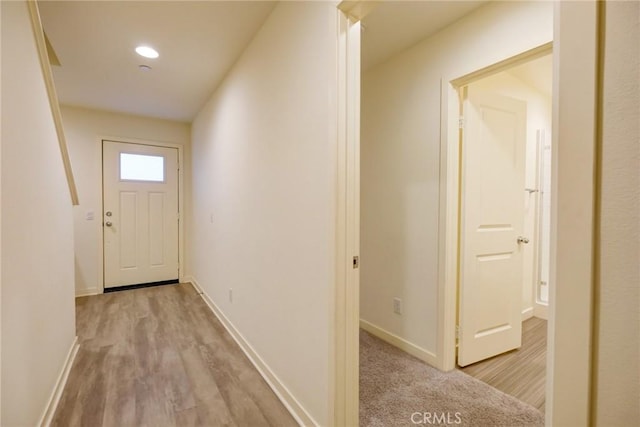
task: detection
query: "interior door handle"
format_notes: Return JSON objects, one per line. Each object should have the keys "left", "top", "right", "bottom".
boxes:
{"left": 517, "top": 236, "right": 529, "bottom": 244}
{"left": 105, "top": 221, "right": 113, "bottom": 227}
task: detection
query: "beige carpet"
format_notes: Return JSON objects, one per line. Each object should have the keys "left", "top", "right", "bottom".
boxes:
{"left": 360, "top": 330, "right": 544, "bottom": 427}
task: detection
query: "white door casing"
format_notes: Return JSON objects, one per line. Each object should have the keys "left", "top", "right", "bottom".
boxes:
{"left": 458, "top": 88, "right": 527, "bottom": 367}
{"left": 103, "top": 141, "right": 179, "bottom": 288}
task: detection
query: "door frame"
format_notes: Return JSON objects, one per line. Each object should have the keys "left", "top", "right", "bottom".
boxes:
{"left": 436, "top": 1, "right": 601, "bottom": 425}
{"left": 438, "top": 41, "right": 553, "bottom": 372}
{"left": 97, "top": 136, "right": 186, "bottom": 294}
{"left": 339, "top": 1, "right": 600, "bottom": 425}
{"left": 334, "top": 1, "right": 367, "bottom": 424}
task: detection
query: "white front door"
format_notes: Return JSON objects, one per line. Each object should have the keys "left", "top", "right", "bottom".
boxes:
{"left": 458, "top": 88, "right": 527, "bottom": 367}
{"left": 103, "top": 141, "right": 179, "bottom": 289}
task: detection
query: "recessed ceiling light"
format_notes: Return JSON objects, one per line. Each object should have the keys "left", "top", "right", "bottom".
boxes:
{"left": 135, "top": 46, "right": 159, "bottom": 59}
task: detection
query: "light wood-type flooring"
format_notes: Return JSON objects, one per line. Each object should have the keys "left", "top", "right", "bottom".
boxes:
{"left": 51, "top": 283, "right": 297, "bottom": 427}
{"left": 460, "top": 316, "right": 547, "bottom": 412}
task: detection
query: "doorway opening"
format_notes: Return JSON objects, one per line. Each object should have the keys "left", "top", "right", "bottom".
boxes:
{"left": 345, "top": 1, "right": 599, "bottom": 425}
{"left": 101, "top": 139, "right": 183, "bottom": 291}
{"left": 357, "top": 0, "right": 556, "bottom": 423}
{"left": 454, "top": 52, "right": 553, "bottom": 412}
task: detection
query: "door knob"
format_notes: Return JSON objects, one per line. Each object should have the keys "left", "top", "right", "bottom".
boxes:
{"left": 105, "top": 211, "right": 112, "bottom": 217}
{"left": 517, "top": 236, "right": 529, "bottom": 244}
{"left": 105, "top": 221, "right": 113, "bottom": 227}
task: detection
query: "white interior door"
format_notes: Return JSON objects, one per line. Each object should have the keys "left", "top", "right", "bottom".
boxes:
{"left": 103, "top": 141, "right": 179, "bottom": 288}
{"left": 458, "top": 88, "right": 527, "bottom": 367}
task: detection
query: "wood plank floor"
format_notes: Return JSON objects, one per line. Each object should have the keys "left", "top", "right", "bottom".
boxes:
{"left": 52, "top": 283, "right": 297, "bottom": 427}
{"left": 460, "top": 317, "right": 547, "bottom": 412}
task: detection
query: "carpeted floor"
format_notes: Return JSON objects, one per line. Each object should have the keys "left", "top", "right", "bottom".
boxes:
{"left": 360, "top": 330, "right": 544, "bottom": 427}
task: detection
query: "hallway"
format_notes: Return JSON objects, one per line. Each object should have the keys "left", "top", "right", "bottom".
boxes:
{"left": 51, "top": 283, "right": 297, "bottom": 427}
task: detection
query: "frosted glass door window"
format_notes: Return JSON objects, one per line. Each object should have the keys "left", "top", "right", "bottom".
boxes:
{"left": 120, "top": 153, "right": 165, "bottom": 182}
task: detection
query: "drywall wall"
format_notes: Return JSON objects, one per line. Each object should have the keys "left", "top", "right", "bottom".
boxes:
{"left": 1, "top": 1, "right": 76, "bottom": 424}
{"left": 594, "top": 1, "right": 640, "bottom": 424}
{"left": 470, "top": 67, "right": 552, "bottom": 319}
{"left": 190, "top": 2, "right": 337, "bottom": 424}
{"left": 60, "top": 106, "right": 190, "bottom": 296}
{"left": 361, "top": 1, "right": 552, "bottom": 357}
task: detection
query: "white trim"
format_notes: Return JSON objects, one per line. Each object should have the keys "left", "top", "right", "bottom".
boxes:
{"left": 96, "top": 135, "right": 186, "bottom": 294}
{"left": 27, "top": 1, "right": 79, "bottom": 205}
{"left": 534, "top": 302, "right": 548, "bottom": 320}
{"left": 189, "top": 278, "right": 317, "bottom": 427}
{"left": 522, "top": 307, "right": 534, "bottom": 321}
{"left": 38, "top": 337, "right": 79, "bottom": 427}
{"left": 75, "top": 288, "right": 100, "bottom": 298}
{"left": 360, "top": 319, "right": 438, "bottom": 367}
{"left": 437, "top": 80, "right": 462, "bottom": 372}
{"left": 547, "top": 3, "right": 599, "bottom": 424}
{"left": 334, "top": 10, "right": 361, "bottom": 427}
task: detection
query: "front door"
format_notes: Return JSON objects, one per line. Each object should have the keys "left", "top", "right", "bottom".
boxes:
{"left": 458, "top": 88, "right": 527, "bottom": 367}
{"left": 103, "top": 140, "right": 179, "bottom": 289}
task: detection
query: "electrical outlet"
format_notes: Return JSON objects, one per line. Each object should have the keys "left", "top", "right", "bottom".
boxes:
{"left": 393, "top": 297, "right": 402, "bottom": 315}
{"left": 229, "top": 288, "right": 233, "bottom": 303}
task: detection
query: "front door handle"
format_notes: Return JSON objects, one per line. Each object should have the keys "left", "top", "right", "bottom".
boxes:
{"left": 105, "top": 221, "right": 113, "bottom": 227}
{"left": 517, "top": 236, "right": 529, "bottom": 244}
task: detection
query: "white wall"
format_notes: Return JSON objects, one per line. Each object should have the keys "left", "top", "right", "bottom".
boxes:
{"left": 470, "top": 69, "right": 552, "bottom": 318}
{"left": 361, "top": 1, "right": 552, "bottom": 357}
{"left": 1, "top": 1, "right": 76, "bottom": 424}
{"left": 594, "top": 1, "right": 640, "bottom": 424}
{"left": 190, "top": 2, "right": 337, "bottom": 425}
{"left": 60, "top": 106, "right": 191, "bottom": 296}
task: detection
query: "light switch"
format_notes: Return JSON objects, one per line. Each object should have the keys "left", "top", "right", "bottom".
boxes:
{"left": 86, "top": 211, "right": 94, "bottom": 221}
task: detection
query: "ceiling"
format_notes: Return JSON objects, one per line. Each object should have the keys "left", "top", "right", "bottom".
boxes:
{"left": 39, "top": 1, "right": 276, "bottom": 122}
{"left": 361, "top": 1, "right": 487, "bottom": 71}
{"left": 39, "top": 1, "right": 489, "bottom": 122}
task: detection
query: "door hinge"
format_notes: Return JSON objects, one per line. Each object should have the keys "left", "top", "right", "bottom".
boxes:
{"left": 455, "top": 325, "right": 460, "bottom": 341}
{"left": 352, "top": 256, "right": 359, "bottom": 269}
{"left": 458, "top": 117, "right": 465, "bottom": 129}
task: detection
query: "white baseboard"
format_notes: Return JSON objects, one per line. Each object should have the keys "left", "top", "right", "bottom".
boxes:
{"left": 188, "top": 278, "right": 202, "bottom": 294}
{"left": 360, "top": 319, "right": 438, "bottom": 367}
{"left": 75, "top": 287, "right": 100, "bottom": 297}
{"left": 180, "top": 275, "right": 193, "bottom": 284}
{"left": 189, "top": 277, "right": 316, "bottom": 427}
{"left": 38, "top": 336, "right": 79, "bottom": 427}
{"left": 534, "top": 301, "right": 549, "bottom": 320}
{"left": 522, "top": 307, "right": 534, "bottom": 321}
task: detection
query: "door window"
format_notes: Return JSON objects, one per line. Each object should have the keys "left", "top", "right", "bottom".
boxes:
{"left": 120, "top": 153, "right": 165, "bottom": 182}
